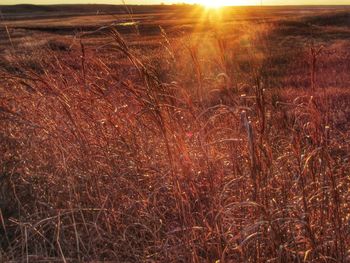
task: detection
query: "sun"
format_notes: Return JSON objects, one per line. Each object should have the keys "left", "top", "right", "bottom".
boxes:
{"left": 192, "top": 0, "right": 248, "bottom": 8}
{"left": 200, "top": 0, "right": 225, "bottom": 8}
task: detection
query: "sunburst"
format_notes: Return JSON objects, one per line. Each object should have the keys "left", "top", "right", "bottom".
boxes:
{"left": 193, "top": 0, "right": 247, "bottom": 8}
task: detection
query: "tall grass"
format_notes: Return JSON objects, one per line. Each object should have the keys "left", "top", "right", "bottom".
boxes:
{"left": 1, "top": 19, "right": 350, "bottom": 262}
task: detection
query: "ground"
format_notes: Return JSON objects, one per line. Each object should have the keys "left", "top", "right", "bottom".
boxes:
{"left": 1, "top": 4, "right": 350, "bottom": 262}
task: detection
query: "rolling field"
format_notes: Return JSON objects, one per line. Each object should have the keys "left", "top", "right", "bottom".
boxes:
{"left": 1, "top": 4, "right": 350, "bottom": 262}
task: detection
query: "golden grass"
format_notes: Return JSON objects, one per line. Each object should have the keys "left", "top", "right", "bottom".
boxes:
{"left": 1, "top": 9, "right": 350, "bottom": 262}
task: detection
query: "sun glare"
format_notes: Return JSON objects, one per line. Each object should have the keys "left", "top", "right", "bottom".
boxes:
{"left": 193, "top": 0, "right": 248, "bottom": 8}
{"left": 200, "top": 0, "right": 224, "bottom": 8}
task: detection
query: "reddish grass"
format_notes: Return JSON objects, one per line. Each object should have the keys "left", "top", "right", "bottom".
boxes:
{"left": 1, "top": 10, "right": 350, "bottom": 262}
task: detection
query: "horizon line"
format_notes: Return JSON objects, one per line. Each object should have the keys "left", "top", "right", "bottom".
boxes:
{"left": 1, "top": 3, "right": 350, "bottom": 5}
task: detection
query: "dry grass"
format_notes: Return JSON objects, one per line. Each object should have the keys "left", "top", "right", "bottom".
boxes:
{"left": 1, "top": 7, "right": 350, "bottom": 262}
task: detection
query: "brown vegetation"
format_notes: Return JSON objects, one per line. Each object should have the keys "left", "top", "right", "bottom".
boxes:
{"left": 1, "top": 5, "right": 350, "bottom": 262}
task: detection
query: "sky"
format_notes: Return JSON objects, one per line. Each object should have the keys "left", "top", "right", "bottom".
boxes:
{"left": 1, "top": 0, "right": 349, "bottom": 5}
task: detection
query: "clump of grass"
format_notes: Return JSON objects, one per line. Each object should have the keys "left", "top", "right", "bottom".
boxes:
{"left": 1, "top": 15, "right": 350, "bottom": 263}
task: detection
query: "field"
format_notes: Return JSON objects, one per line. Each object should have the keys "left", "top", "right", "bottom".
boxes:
{"left": 1, "top": 4, "right": 350, "bottom": 262}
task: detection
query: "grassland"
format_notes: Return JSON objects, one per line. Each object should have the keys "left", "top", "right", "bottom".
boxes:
{"left": 1, "top": 4, "right": 350, "bottom": 262}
